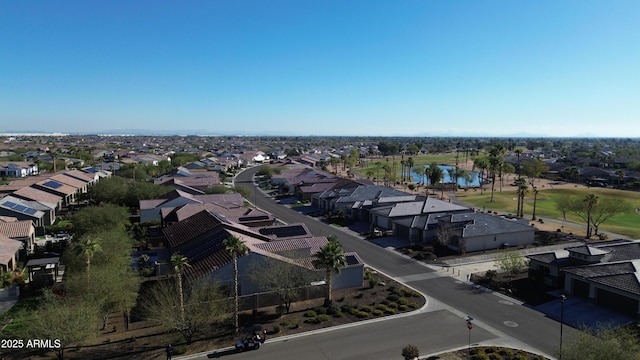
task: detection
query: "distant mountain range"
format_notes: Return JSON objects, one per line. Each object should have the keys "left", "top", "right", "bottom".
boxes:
{"left": 0, "top": 129, "right": 625, "bottom": 138}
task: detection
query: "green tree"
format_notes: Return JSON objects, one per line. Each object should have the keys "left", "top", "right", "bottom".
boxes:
{"left": 589, "top": 197, "right": 631, "bottom": 237}
{"left": 514, "top": 177, "right": 528, "bottom": 218}
{"left": 489, "top": 145, "right": 505, "bottom": 202}
{"left": 312, "top": 235, "right": 346, "bottom": 305}
{"left": 473, "top": 155, "right": 489, "bottom": 195}
{"left": 234, "top": 184, "right": 251, "bottom": 199}
{"left": 73, "top": 235, "right": 101, "bottom": 279}
{"left": 88, "top": 176, "right": 128, "bottom": 205}
{"left": 495, "top": 250, "right": 528, "bottom": 283}
{"left": 170, "top": 253, "right": 191, "bottom": 324}
{"left": 70, "top": 204, "right": 130, "bottom": 237}
{"left": 224, "top": 235, "right": 249, "bottom": 334}
{"left": 65, "top": 262, "right": 141, "bottom": 331}
{"left": 21, "top": 290, "right": 98, "bottom": 360}
{"left": 124, "top": 182, "right": 172, "bottom": 208}
{"left": 426, "top": 163, "right": 444, "bottom": 196}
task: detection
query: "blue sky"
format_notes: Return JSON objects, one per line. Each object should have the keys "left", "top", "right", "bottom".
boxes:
{"left": 1, "top": 1, "right": 638, "bottom": 137}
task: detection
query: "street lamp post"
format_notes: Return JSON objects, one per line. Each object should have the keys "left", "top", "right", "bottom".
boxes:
{"left": 559, "top": 294, "right": 566, "bottom": 360}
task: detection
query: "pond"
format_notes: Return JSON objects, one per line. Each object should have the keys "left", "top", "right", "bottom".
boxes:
{"left": 408, "top": 165, "right": 484, "bottom": 187}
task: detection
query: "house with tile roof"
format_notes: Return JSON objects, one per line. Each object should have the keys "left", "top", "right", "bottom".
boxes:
{"left": 0, "top": 232, "right": 23, "bottom": 272}
{"left": 0, "top": 216, "right": 36, "bottom": 252}
{"left": 313, "top": 184, "right": 414, "bottom": 221}
{"left": 161, "top": 210, "right": 363, "bottom": 298}
{"left": 160, "top": 194, "right": 275, "bottom": 228}
{"left": 0, "top": 195, "right": 48, "bottom": 228}
{"left": 31, "top": 179, "right": 77, "bottom": 206}
{"left": 141, "top": 190, "right": 261, "bottom": 224}
{"left": 528, "top": 240, "right": 640, "bottom": 318}
{"left": 370, "top": 197, "right": 470, "bottom": 239}
{"left": 429, "top": 212, "right": 535, "bottom": 253}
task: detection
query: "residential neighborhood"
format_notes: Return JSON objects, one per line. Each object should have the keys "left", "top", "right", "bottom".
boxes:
{"left": 1, "top": 134, "right": 640, "bottom": 359}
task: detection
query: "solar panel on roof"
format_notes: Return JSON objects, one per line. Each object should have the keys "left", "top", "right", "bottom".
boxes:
{"left": 3, "top": 201, "right": 17, "bottom": 208}
{"left": 239, "top": 215, "right": 270, "bottom": 222}
{"left": 259, "top": 225, "right": 307, "bottom": 238}
{"left": 346, "top": 255, "right": 359, "bottom": 266}
{"left": 24, "top": 208, "right": 38, "bottom": 215}
{"left": 43, "top": 180, "right": 63, "bottom": 189}
{"left": 14, "top": 205, "right": 27, "bottom": 212}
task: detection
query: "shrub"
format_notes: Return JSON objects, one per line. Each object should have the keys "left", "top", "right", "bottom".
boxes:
{"left": 388, "top": 285, "right": 399, "bottom": 295}
{"left": 360, "top": 305, "right": 373, "bottom": 313}
{"left": 372, "top": 309, "right": 384, "bottom": 316}
{"left": 304, "top": 310, "right": 317, "bottom": 318}
{"left": 304, "top": 317, "right": 321, "bottom": 324}
{"left": 349, "top": 307, "right": 361, "bottom": 316}
{"left": 398, "top": 304, "right": 409, "bottom": 311}
{"left": 498, "top": 348, "right": 513, "bottom": 357}
{"left": 333, "top": 311, "right": 344, "bottom": 318}
{"left": 376, "top": 304, "right": 390, "bottom": 312}
{"left": 383, "top": 308, "right": 397, "bottom": 315}
{"left": 410, "top": 290, "right": 421, "bottom": 297}
{"left": 401, "top": 344, "right": 419, "bottom": 360}
{"left": 355, "top": 311, "right": 370, "bottom": 318}
{"left": 485, "top": 269, "right": 497, "bottom": 280}
{"left": 317, "top": 314, "right": 330, "bottom": 322}
{"left": 398, "top": 297, "right": 409, "bottom": 305}
{"left": 272, "top": 325, "right": 281, "bottom": 334}
{"left": 173, "top": 345, "right": 188, "bottom": 355}
{"left": 340, "top": 304, "right": 354, "bottom": 313}
{"left": 387, "top": 294, "right": 400, "bottom": 302}
{"left": 327, "top": 304, "right": 341, "bottom": 315}
{"left": 314, "top": 306, "right": 327, "bottom": 315}
{"left": 408, "top": 302, "right": 419, "bottom": 309}
{"left": 488, "top": 354, "right": 501, "bottom": 360}
{"left": 401, "top": 288, "right": 412, "bottom": 297}
{"left": 387, "top": 302, "right": 398, "bottom": 309}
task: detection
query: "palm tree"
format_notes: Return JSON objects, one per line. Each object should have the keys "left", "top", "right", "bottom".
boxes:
{"left": 74, "top": 236, "right": 102, "bottom": 279}
{"left": 514, "top": 177, "right": 528, "bottom": 217}
{"left": 225, "top": 236, "right": 249, "bottom": 334}
{"left": 474, "top": 156, "right": 489, "bottom": 195}
{"left": 488, "top": 145, "right": 505, "bottom": 202}
{"left": 615, "top": 169, "right": 625, "bottom": 188}
{"left": 170, "top": 253, "right": 191, "bottom": 323}
{"left": 514, "top": 149, "right": 523, "bottom": 176}
{"left": 313, "top": 235, "right": 346, "bottom": 306}
{"left": 584, "top": 194, "right": 599, "bottom": 239}
{"left": 426, "top": 163, "right": 444, "bottom": 197}
{"left": 406, "top": 157, "right": 415, "bottom": 183}
{"left": 375, "top": 162, "right": 381, "bottom": 185}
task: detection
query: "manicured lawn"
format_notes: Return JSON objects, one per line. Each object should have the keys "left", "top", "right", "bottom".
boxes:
{"left": 455, "top": 187, "right": 640, "bottom": 238}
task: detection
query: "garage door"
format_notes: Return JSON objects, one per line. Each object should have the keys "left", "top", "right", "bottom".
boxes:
{"left": 596, "top": 288, "right": 638, "bottom": 317}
